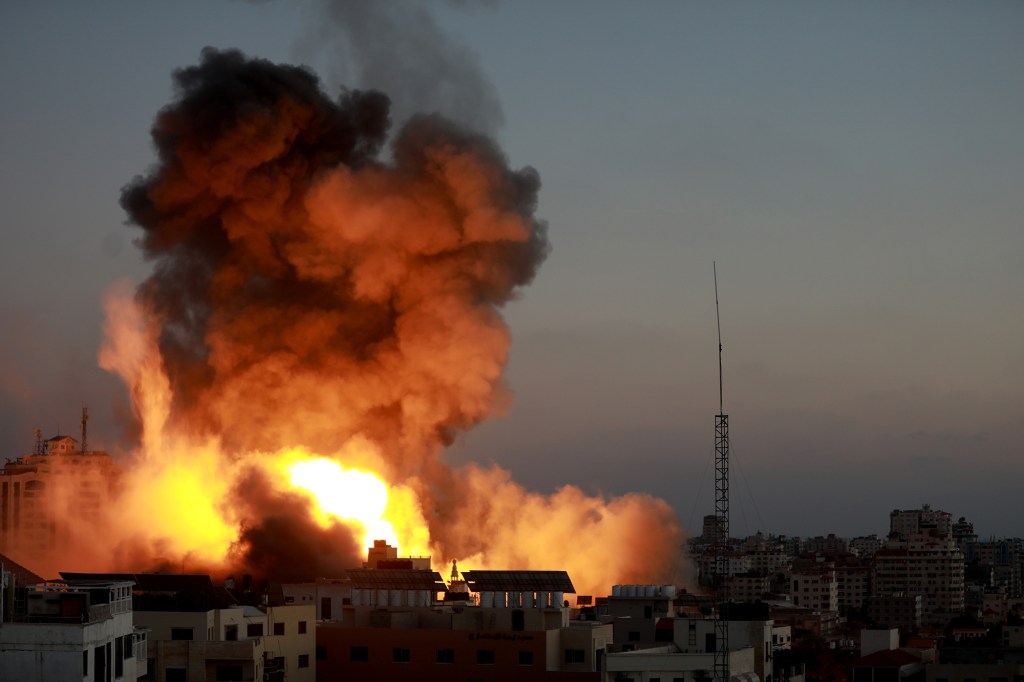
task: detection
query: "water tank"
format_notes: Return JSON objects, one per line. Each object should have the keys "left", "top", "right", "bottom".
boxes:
{"left": 418, "top": 590, "right": 430, "bottom": 607}
{"left": 553, "top": 591, "right": 564, "bottom": 608}
{"left": 662, "top": 585, "right": 678, "bottom": 598}
{"left": 480, "top": 591, "right": 494, "bottom": 608}
{"left": 612, "top": 585, "right": 622, "bottom": 597}
{"left": 522, "top": 591, "right": 535, "bottom": 608}
{"left": 645, "top": 585, "right": 656, "bottom": 597}
{"left": 352, "top": 589, "right": 363, "bottom": 607}
{"left": 377, "top": 589, "right": 389, "bottom": 606}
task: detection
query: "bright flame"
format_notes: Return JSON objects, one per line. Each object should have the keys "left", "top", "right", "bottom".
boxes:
{"left": 288, "top": 457, "right": 397, "bottom": 549}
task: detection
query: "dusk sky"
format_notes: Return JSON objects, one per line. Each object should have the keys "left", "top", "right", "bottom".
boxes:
{"left": 1, "top": 1, "right": 1021, "bottom": 540}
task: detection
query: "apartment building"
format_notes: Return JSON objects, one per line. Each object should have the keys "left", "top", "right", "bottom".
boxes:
{"left": 604, "top": 602, "right": 803, "bottom": 682}
{"left": 874, "top": 540, "right": 964, "bottom": 626}
{"left": 0, "top": 432, "right": 121, "bottom": 568}
{"left": 790, "top": 559, "right": 838, "bottom": 613}
{"left": 0, "top": 568, "right": 147, "bottom": 682}
{"left": 63, "top": 572, "right": 314, "bottom": 682}
{"left": 874, "top": 505, "right": 965, "bottom": 626}
{"left": 315, "top": 568, "right": 609, "bottom": 681}
{"left": 866, "top": 593, "right": 922, "bottom": 632}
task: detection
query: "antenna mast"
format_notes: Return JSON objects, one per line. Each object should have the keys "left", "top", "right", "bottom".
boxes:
{"left": 713, "top": 262, "right": 731, "bottom": 682}
{"left": 81, "top": 405, "right": 89, "bottom": 453}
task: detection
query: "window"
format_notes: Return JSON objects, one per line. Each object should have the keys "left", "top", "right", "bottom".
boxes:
{"left": 115, "top": 636, "right": 124, "bottom": 678}
{"left": 225, "top": 625, "right": 238, "bottom": 641}
{"left": 644, "top": 605, "right": 653, "bottom": 618}
{"left": 351, "top": 646, "right": 369, "bottom": 662}
{"left": 321, "top": 597, "right": 332, "bottom": 620}
{"left": 628, "top": 631, "right": 641, "bottom": 642}
{"left": 83, "top": 651, "right": 89, "bottom": 676}
{"left": 316, "top": 645, "right": 327, "bottom": 661}
{"left": 170, "top": 628, "right": 193, "bottom": 641}
{"left": 436, "top": 648, "right": 455, "bottom": 664}
{"left": 214, "top": 665, "right": 243, "bottom": 681}
{"left": 298, "top": 654, "right": 310, "bottom": 669}
{"left": 273, "top": 622, "right": 285, "bottom": 636}
{"left": 123, "top": 635, "right": 133, "bottom": 660}
{"left": 298, "top": 620, "right": 307, "bottom": 634}
{"left": 165, "top": 669, "right": 187, "bottom": 682}
{"left": 477, "top": 649, "right": 496, "bottom": 665}
{"left": 564, "top": 648, "right": 585, "bottom": 664}
{"left": 246, "top": 623, "right": 263, "bottom": 637}
{"left": 518, "top": 650, "right": 533, "bottom": 666}
{"left": 392, "top": 648, "right": 411, "bottom": 663}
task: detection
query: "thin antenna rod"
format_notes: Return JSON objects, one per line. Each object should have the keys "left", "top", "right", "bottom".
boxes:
{"left": 714, "top": 261, "right": 723, "bottom": 415}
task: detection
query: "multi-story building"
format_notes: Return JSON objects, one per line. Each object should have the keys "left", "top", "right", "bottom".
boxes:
{"left": 315, "top": 568, "right": 610, "bottom": 680}
{"left": 804, "top": 534, "right": 848, "bottom": 555}
{"left": 952, "top": 517, "right": 977, "bottom": 549}
{"left": 63, "top": 572, "right": 315, "bottom": 682}
{"left": 874, "top": 505, "right": 964, "bottom": 626}
{"left": 889, "top": 505, "right": 952, "bottom": 540}
{"left": 964, "top": 538, "right": 1023, "bottom": 598}
{"left": 850, "top": 535, "right": 884, "bottom": 558}
{"left": 866, "top": 593, "right": 922, "bottom": 632}
{"left": 0, "top": 568, "right": 147, "bottom": 681}
{"left": 0, "top": 430, "right": 121, "bottom": 569}
{"left": 604, "top": 603, "right": 804, "bottom": 682}
{"left": 748, "top": 548, "right": 791, "bottom": 576}
{"left": 836, "top": 560, "right": 871, "bottom": 616}
{"left": 790, "top": 559, "right": 838, "bottom": 613}
{"left": 728, "top": 572, "right": 772, "bottom": 603}
{"left": 702, "top": 514, "right": 727, "bottom": 545}
{"left": 605, "top": 584, "right": 678, "bottom": 649}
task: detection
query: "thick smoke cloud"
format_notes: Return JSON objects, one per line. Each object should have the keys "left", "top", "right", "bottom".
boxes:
{"left": 228, "top": 466, "right": 363, "bottom": 582}
{"left": 97, "top": 46, "right": 685, "bottom": 592}
{"left": 116, "top": 47, "right": 556, "bottom": 579}
{"left": 121, "top": 47, "right": 546, "bottom": 471}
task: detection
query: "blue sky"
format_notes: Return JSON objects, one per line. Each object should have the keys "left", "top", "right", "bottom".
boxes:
{"left": 1, "top": 0, "right": 1021, "bottom": 539}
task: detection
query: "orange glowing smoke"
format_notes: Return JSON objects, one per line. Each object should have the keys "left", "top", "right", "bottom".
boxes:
{"left": 81, "top": 49, "right": 685, "bottom": 594}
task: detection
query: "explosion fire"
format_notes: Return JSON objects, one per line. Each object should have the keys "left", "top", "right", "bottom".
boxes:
{"left": 58, "top": 49, "right": 683, "bottom": 594}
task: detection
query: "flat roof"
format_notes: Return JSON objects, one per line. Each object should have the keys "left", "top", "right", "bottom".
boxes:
{"left": 344, "top": 569, "right": 448, "bottom": 592}
{"left": 462, "top": 570, "right": 575, "bottom": 594}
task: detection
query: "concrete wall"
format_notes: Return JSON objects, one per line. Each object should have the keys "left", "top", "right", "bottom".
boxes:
{"left": 605, "top": 644, "right": 757, "bottom": 682}
{"left": 861, "top": 629, "right": 899, "bottom": 657}
{"left": 265, "top": 604, "right": 316, "bottom": 682}
{"left": 0, "top": 610, "right": 136, "bottom": 682}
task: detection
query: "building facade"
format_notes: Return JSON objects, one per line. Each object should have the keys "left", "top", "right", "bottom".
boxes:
{"left": 0, "top": 572, "right": 146, "bottom": 682}
{"left": 0, "top": 433, "right": 121, "bottom": 568}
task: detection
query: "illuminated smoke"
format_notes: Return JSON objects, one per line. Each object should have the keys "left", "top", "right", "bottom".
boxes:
{"left": 90, "top": 47, "right": 685, "bottom": 594}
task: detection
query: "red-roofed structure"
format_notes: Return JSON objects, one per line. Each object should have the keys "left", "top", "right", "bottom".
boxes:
{"left": 852, "top": 648, "right": 924, "bottom": 682}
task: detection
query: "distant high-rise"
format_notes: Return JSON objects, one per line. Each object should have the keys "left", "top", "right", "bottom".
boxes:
{"left": 0, "top": 432, "right": 121, "bottom": 567}
{"left": 875, "top": 504, "right": 964, "bottom": 625}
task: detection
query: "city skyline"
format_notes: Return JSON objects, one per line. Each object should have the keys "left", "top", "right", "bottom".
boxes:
{"left": 0, "top": 1, "right": 1021, "bottom": 541}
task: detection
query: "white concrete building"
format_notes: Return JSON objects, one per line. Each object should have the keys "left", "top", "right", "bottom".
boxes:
{"left": 0, "top": 572, "right": 147, "bottom": 682}
{"left": 62, "top": 572, "right": 314, "bottom": 682}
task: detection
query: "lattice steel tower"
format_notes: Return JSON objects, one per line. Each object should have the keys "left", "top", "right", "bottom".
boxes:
{"left": 713, "top": 263, "right": 730, "bottom": 682}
